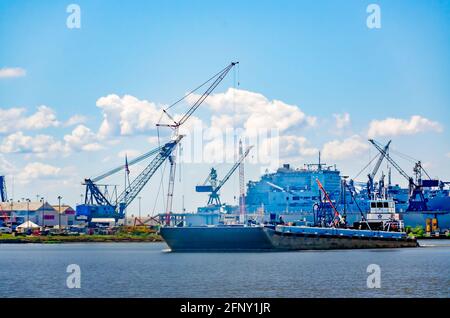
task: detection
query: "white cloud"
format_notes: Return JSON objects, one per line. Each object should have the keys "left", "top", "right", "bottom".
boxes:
{"left": 0, "top": 106, "right": 60, "bottom": 133}
{"left": 63, "top": 125, "right": 103, "bottom": 152}
{"left": 0, "top": 125, "right": 103, "bottom": 158}
{"left": 333, "top": 113, "right": 350, "bottom": 129}
{"left": 118, "top": 149, "right": 141, "bottom": 159}
{"left": 322, "top": 135, "right": 369, "bottom": 160}
{"left": 0, "top": 67, "right": 26, "bottom": 78}
{"left": 148, "top": 136, "right": 160, "bottom": 145}
{"left": 190, "top": 88, "right": 316, "bottom": 136}
{"left": 368, "top": 115, "right": 442, "bottom": 138}
{"left": 0, "top": 132, "right": 66, "bottom": 156}
{"left": 96, "top": 94, "right": 163, "bottom": 137}
{"left": 446, "top": 152, "right": 450, "bottom": 159}
{"left": 277, "top": 135, "right": 318, "bottom": 158}
{"left": 16, "top": 162, "right": 62, "bottom": 184}
{"left": 0, "top": 154, "right": 15, "bottom": 172}
{"left": 65, "top": 115, "right": 87, "bottom": 127}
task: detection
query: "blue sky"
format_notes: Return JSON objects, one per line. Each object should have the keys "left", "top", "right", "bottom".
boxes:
{"left": 0, "top": 0, "right": 449, "bottom": 214}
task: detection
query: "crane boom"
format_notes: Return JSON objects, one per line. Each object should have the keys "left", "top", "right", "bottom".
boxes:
{"left": 116, "top": 135, "right": 183, "bottom": 211}
{"left": 369, "top": 139, "right": 413, "bottom": 184}
{"left": 158, "top": 62, "right": 239, "bottom": 129}
{"left": 215, "top": 145, "right": 253, "bottom": 193}
{"left": 159, "top": 62, "right": 238, "bottom": 221}
{"left": 316, "top": 178, "right": 344, "bottom": 225}
{"left": 369, "top": 140, "right": 391, "bottom": 179}
{"left": 92, "top": 145, "right": 164, "bottom": 182}
{"left": 177, "top": 62, "right": 238, "bottom": 127}
{"left": 266, "top": 181, "right": 296, "bottom": 195}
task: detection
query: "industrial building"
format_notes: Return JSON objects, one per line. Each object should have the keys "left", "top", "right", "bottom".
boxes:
{"left": 0, "top": 201, "right": 78, "bottom": 228}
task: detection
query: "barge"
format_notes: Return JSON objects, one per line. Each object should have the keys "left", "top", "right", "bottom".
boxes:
{"left": 160, "top": 183, "right": 419, "bottom": 252}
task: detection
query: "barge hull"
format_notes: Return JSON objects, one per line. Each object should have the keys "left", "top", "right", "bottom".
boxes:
{"left": 160, "top": 226, "right": 274, "bottom": 252}
{"left": 265, "top": 228, "right": 418, "bottom": 250}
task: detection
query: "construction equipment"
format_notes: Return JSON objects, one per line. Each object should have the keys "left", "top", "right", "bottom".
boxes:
{"left": 196, "top": 144, "right": 253, "bottom": 206}
{"left": 367, "top": 140, "right": 391, "bottom": 198}
{"left": 266, "top": 181, "right": 296, "bottom": 195}
{"left": 368, "top": 139, "right": 428, "bottom": 211}
{"left": 77, "top": 137, "right": 183, "bottom": 222}
{"left": 316, "top": 178, "right": 345, "bottom": 227}
{"left": 0, "top": 176, "right": 7, "bottom": 202}
{"left": 158, "top": 62, "right": 238, "bottom": 223}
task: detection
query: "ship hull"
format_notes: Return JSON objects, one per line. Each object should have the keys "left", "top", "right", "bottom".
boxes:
{"left": 160, "top": 226, "right": 274, "bottom": 252}
{"left": 265, "top": 228, "right": 418, "bottom": 250}
{"left": 160, "top": 225, "right": 418, "bottom": 252}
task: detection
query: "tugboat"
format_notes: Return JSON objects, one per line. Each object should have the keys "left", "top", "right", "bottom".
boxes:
{"left": 264, "top": 181, "right": 418, "bottom": 250}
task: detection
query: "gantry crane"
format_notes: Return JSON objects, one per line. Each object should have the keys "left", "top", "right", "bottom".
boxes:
{"left": 196, "top": 145, "right": 253, "bottom": 206}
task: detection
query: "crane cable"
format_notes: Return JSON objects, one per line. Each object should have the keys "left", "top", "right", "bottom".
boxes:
{"left": 161, "top": 64, "right": 234, "bottom": 114}
{"left": 353, "top": 153, "right": 380, "bottom": 180}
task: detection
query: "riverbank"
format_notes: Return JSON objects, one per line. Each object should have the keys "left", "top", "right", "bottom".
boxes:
{"left": 0, "top": 233, "right": 163, "bottom": 243}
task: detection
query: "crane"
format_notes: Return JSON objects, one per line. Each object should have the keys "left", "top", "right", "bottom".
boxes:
{"left": 78, "top": 137, "right": 183, "bottom": 222}
{"left": 196, "top": 145, "right": 253, "bottom": 206}
{"left": 0, "top": 176, "right": 7, "bottom": 202}
{"left": 265, "top": 180, "right": 296, "bottom": 214}
{"left": 316, "top": 179, "right": 345, "bottom": 227}
{"left": 368, "top": 139, "right": 428, "bottom": 211}
{"left": 266, "top": 181, "right": 296, "bottom": 195}
{"left": 0, "top": 179, "right": 10, "bottom": 224}
{"left": 367, "top": 140, "right": 391, "bottom": 198}
{"left": 157, "top": 62, "right": 238, "bottom": 222}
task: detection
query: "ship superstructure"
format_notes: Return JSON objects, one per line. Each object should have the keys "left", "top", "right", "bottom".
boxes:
{"left": 246, "top": 162, "right": 341, "bottom": 215}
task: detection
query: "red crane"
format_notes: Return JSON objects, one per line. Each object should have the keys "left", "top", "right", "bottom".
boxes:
{"left": 315, "top": 178, "right": 345, "bottom": 226}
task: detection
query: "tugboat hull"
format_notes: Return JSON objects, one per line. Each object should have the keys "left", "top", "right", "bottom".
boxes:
{"left": 265, "top": 227, "right": 418, "bottom": 250}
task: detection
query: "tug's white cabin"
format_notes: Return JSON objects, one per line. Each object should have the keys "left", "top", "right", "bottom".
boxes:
{"left": 366, "top": 196, "right": 405, "bottom": 232}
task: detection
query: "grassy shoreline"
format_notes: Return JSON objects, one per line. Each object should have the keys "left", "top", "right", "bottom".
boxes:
{"left": 0, "top": 233, "right": 163, "bottom": 244}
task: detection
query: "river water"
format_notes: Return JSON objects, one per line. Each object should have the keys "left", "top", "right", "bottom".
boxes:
{"left": 0, "top": 240, "right": 448, "bottom": 298}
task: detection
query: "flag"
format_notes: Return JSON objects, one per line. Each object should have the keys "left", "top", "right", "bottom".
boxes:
{"left": 125, "top": 154, "right": 130, "bottom": 174}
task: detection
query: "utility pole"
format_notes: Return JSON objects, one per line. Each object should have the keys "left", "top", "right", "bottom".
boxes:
{"left": 238, "top": 139, "right": 246, "bottom": 223}
{"left": 40, "top": 197, "right": 45, "bottom": 228}
{"left": 138, "top": 196, "right": 141, "bottom": 219}
{"left": 27, "top": 199, "right": 30, "bottom": 224}
{"left": 58, "top": 196, "right": 62, "bottom": 232}
{"left": 9, "top": 199, "right": 13, "bottom": 227}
